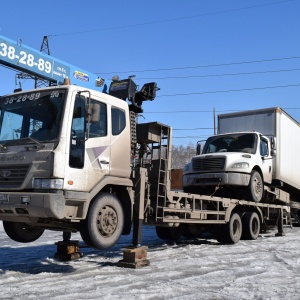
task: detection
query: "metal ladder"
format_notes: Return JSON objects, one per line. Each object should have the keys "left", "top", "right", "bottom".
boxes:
{"left": 150, "top": 124, "right": 172, "bottom": 222}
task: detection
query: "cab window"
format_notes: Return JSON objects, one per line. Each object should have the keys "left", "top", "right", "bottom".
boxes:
{"left": 89, "top": 100, "right": 107, "bottom": 138}
{"left": 112, "top": 107, "right": 125, "bottom": 135}
{"left": 260, "top": 139, "right": 269, "bottom": 156}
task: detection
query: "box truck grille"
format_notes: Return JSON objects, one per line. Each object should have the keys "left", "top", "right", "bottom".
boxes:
{"left": 0, "top": 166, "right": 29, "bottom": 188}
{"left": 192, "top": 157, "right": 225, "bottom": 172}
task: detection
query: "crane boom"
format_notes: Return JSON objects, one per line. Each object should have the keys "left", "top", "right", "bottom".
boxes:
{"left": 0, "top": 35, "right": 105, "bottom": 90}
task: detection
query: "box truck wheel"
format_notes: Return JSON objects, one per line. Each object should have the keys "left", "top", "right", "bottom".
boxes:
{"left": 3, "top": 221, "right": 44, "bottom": 243}
{"left": 156, "top": 226, "right": 181, "bottom": 241}
{"left": 80, "top": 193, "right": 124, "bottom": 249}
{"left": 214, "top": 213, "right": 242, "bottom": 244}
{"left": 241, "top": 212, "right": 260, "bottom": 240}
{"left": 245, "top": 170, "right": 263, "bottom": 202}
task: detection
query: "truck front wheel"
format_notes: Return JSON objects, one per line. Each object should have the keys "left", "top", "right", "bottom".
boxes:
{"left": 245, "top": 170, "right": 263, "bottom": 202}
{"left": 3, "top": 221, "right": 44, "bottom": 243}
{"left": 80, "top": 193, "right": 124, "bottom": 249}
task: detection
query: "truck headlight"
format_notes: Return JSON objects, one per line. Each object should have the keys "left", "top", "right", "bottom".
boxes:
{"left": 230, "top": 162, "right": 249, "bottom": 169}
{"left": 33, "top": 178, "right": 64, "bottom": 189}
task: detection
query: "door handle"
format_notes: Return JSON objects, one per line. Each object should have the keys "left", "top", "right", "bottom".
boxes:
{"left": 99, "top": 160, "right": 109, "bottom": 165}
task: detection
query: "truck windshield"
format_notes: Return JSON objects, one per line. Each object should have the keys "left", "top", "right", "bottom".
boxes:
{"left": 202, "top": 133, "right": 258, "bottom": 154}
{"left": 0, "top": 89, "right": 66, "bottom": 144}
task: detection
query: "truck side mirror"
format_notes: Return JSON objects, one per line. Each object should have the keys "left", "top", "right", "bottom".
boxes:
{"left": 271, "top": 136, "right": 276, "bottom": 150}
{"left": 271, "top": 149, "right": 276, "bottom": 156}
{"left": 196, "top": 143, "right": 201, "bottom": 155}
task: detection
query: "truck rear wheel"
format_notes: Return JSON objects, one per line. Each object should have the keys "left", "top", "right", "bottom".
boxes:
{"left": 3, "top": 221, "right": 44, "bottom": 243}
{"left": 214, "top": 213, "right": 242, "bottom": 244}
{"left": 156, "top": 226, "right": 181, "bottom": 241}
{"left": 241, "top": 212, "right": 260, "bottom": 240}
{"left": 245, "top": 170, "right": 263, "bottom": 202}
{"left": 80, "top": 193, "right": 124, "bottom": 249}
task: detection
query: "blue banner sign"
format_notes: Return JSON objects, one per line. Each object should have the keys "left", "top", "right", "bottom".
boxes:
{"left": 0, "top": 35, "right": 106, "bottom": 90}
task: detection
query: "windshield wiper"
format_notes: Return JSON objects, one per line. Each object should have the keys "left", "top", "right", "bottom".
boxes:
{"left": 21, "top": 137, "right": 46, "bottom": 149}
{"left": 2, "top": 137, "right": 45, "bottom": 149}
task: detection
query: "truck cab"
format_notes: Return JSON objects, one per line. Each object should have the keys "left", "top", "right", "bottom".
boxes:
{"left": 0, "top": 84, "right": 134, "bottom": 248}
{"left": 182, "top": 132, "right": 273, "bottom": 202}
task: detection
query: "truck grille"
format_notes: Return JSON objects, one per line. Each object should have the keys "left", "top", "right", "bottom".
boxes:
{"left": 0, "top": 165, "right": 29, "bottom": 188}
{"left": 192, "top": 157, "right": 225, "bottom": 172}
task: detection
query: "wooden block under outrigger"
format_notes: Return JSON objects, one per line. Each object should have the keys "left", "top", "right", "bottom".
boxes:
{"left": 117, "top": 246, "right": 150, "bottom": 269}
{"left": 54, "top": 240, "right": 83, "bottom": 261}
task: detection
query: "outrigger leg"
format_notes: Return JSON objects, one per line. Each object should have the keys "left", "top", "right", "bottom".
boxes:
{"left": 275, "top": 208, "right": 285, "bottom": 237}
{"left": 118, "top": 168, "right": 150, "bottom": 268}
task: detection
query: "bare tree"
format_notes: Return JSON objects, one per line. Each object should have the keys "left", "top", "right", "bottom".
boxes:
{"left": 171, "top": 143, "right": 196, "bottom": 169}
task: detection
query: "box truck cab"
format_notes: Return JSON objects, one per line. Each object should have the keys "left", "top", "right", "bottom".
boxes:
{"left": 182, "top": 131, "right": 273, "bottom": 202}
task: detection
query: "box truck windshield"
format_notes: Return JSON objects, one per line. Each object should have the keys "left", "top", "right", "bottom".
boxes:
{"left": 203, "top": 133, "right": 258, "bottom": 155}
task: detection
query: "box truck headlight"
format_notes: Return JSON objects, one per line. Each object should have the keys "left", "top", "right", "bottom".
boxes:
{"left": 230, "top": 162, "right": 249, "bottom": 169}
{"left": 33, "top": 178, "right": 64, "bottom": 189}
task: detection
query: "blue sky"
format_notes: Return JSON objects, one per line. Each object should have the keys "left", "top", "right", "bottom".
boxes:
{"left": 1, "top": 0, "right": 299, "bottom": 145}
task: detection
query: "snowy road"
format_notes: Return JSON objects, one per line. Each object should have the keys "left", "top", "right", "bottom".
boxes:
{"left": 1, "top": 222, "right": 300, "bottom": 299}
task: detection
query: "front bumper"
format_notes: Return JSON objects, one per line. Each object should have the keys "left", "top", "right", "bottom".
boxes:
{"left": 183, "top": 172, "right": 251, "bottom": 188}
{"left": 0, "top": 191, "right": 88, "bottom": 222}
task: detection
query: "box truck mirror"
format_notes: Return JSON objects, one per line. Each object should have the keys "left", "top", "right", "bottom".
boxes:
{"left": 271, "top": 149, "right": 276, "bottom": 157}
{"left": 271, "top": 136, "right": 276, "bottom": 150}
{"left": 196, "top": 142, "right": 201, "bottom": 155}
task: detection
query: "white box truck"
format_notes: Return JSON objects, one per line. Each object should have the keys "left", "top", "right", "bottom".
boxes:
{"left": 183, "top": 107, "right": 298, "bottom": 203}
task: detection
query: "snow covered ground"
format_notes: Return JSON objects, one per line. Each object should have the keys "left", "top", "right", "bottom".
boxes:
{"left": 1, "top": 222, "right": 300, "bottom": 300}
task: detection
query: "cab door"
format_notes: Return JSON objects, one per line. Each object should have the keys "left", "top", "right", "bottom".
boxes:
{"left": 66, "top": 92, "right": 110, "bottom": 192}
{"left": 85, "top": 98, "right": 111, "bottom": 179}
{"left": 259, "top": 136, "right": 273, "bottom": 184}
{"left": 109, "top": 106, "right": 131, "bottom": 178}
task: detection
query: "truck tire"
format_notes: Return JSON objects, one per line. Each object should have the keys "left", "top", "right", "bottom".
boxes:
{"left": 241, "top": 211, "right": 260, "bottom": 240}
{"left": 156, "top": 226, "right": 181, "bottom": 241}
{"left": 80, "top": 193, "right": 124, "bottom": 249}
{"left": 245, "top": 170, "right": 263, "bottom": 202}
{"left": 3, "top": 221, "right": 44, "bottom": 243}
{"left": 79, "top": 224, "right": 94, "bottom": 247}
{"left": 214, "top": 213, "right": 242, "bottom": 244}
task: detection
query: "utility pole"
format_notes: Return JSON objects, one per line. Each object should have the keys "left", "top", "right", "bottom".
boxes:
{"left": 16, "top": 36, "right": 51, "bottom": 90}
{"left": 35, "top": 36, "right": 51, "bottom": 88}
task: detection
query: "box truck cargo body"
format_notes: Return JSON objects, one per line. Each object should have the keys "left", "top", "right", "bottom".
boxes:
{"left": 183, "top": 107, "right": 300, "bottom": 202}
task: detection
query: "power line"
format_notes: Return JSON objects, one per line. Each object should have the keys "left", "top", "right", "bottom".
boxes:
{"left": 49, "top": 0, "right": 296, "bottom": 37}
{"left": 144, "top": 110, "right": 237, "bottom": 114}
{"left": 173, "top": 128, "right": 213, "bottom": 130}
{"left": 157, "top": 83, "right": 300, "bottom": 98}
{"left": 135, "top": 67, "right": 300, "bottom": 81}
{"left": 173, "top": 136, "right": 210, "bottom": 139}
{"left": 143, "top": 108, "right": 300, "bottom": 115}
{"left": 99, "top": 56, "right": 300, "bottom": 75}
